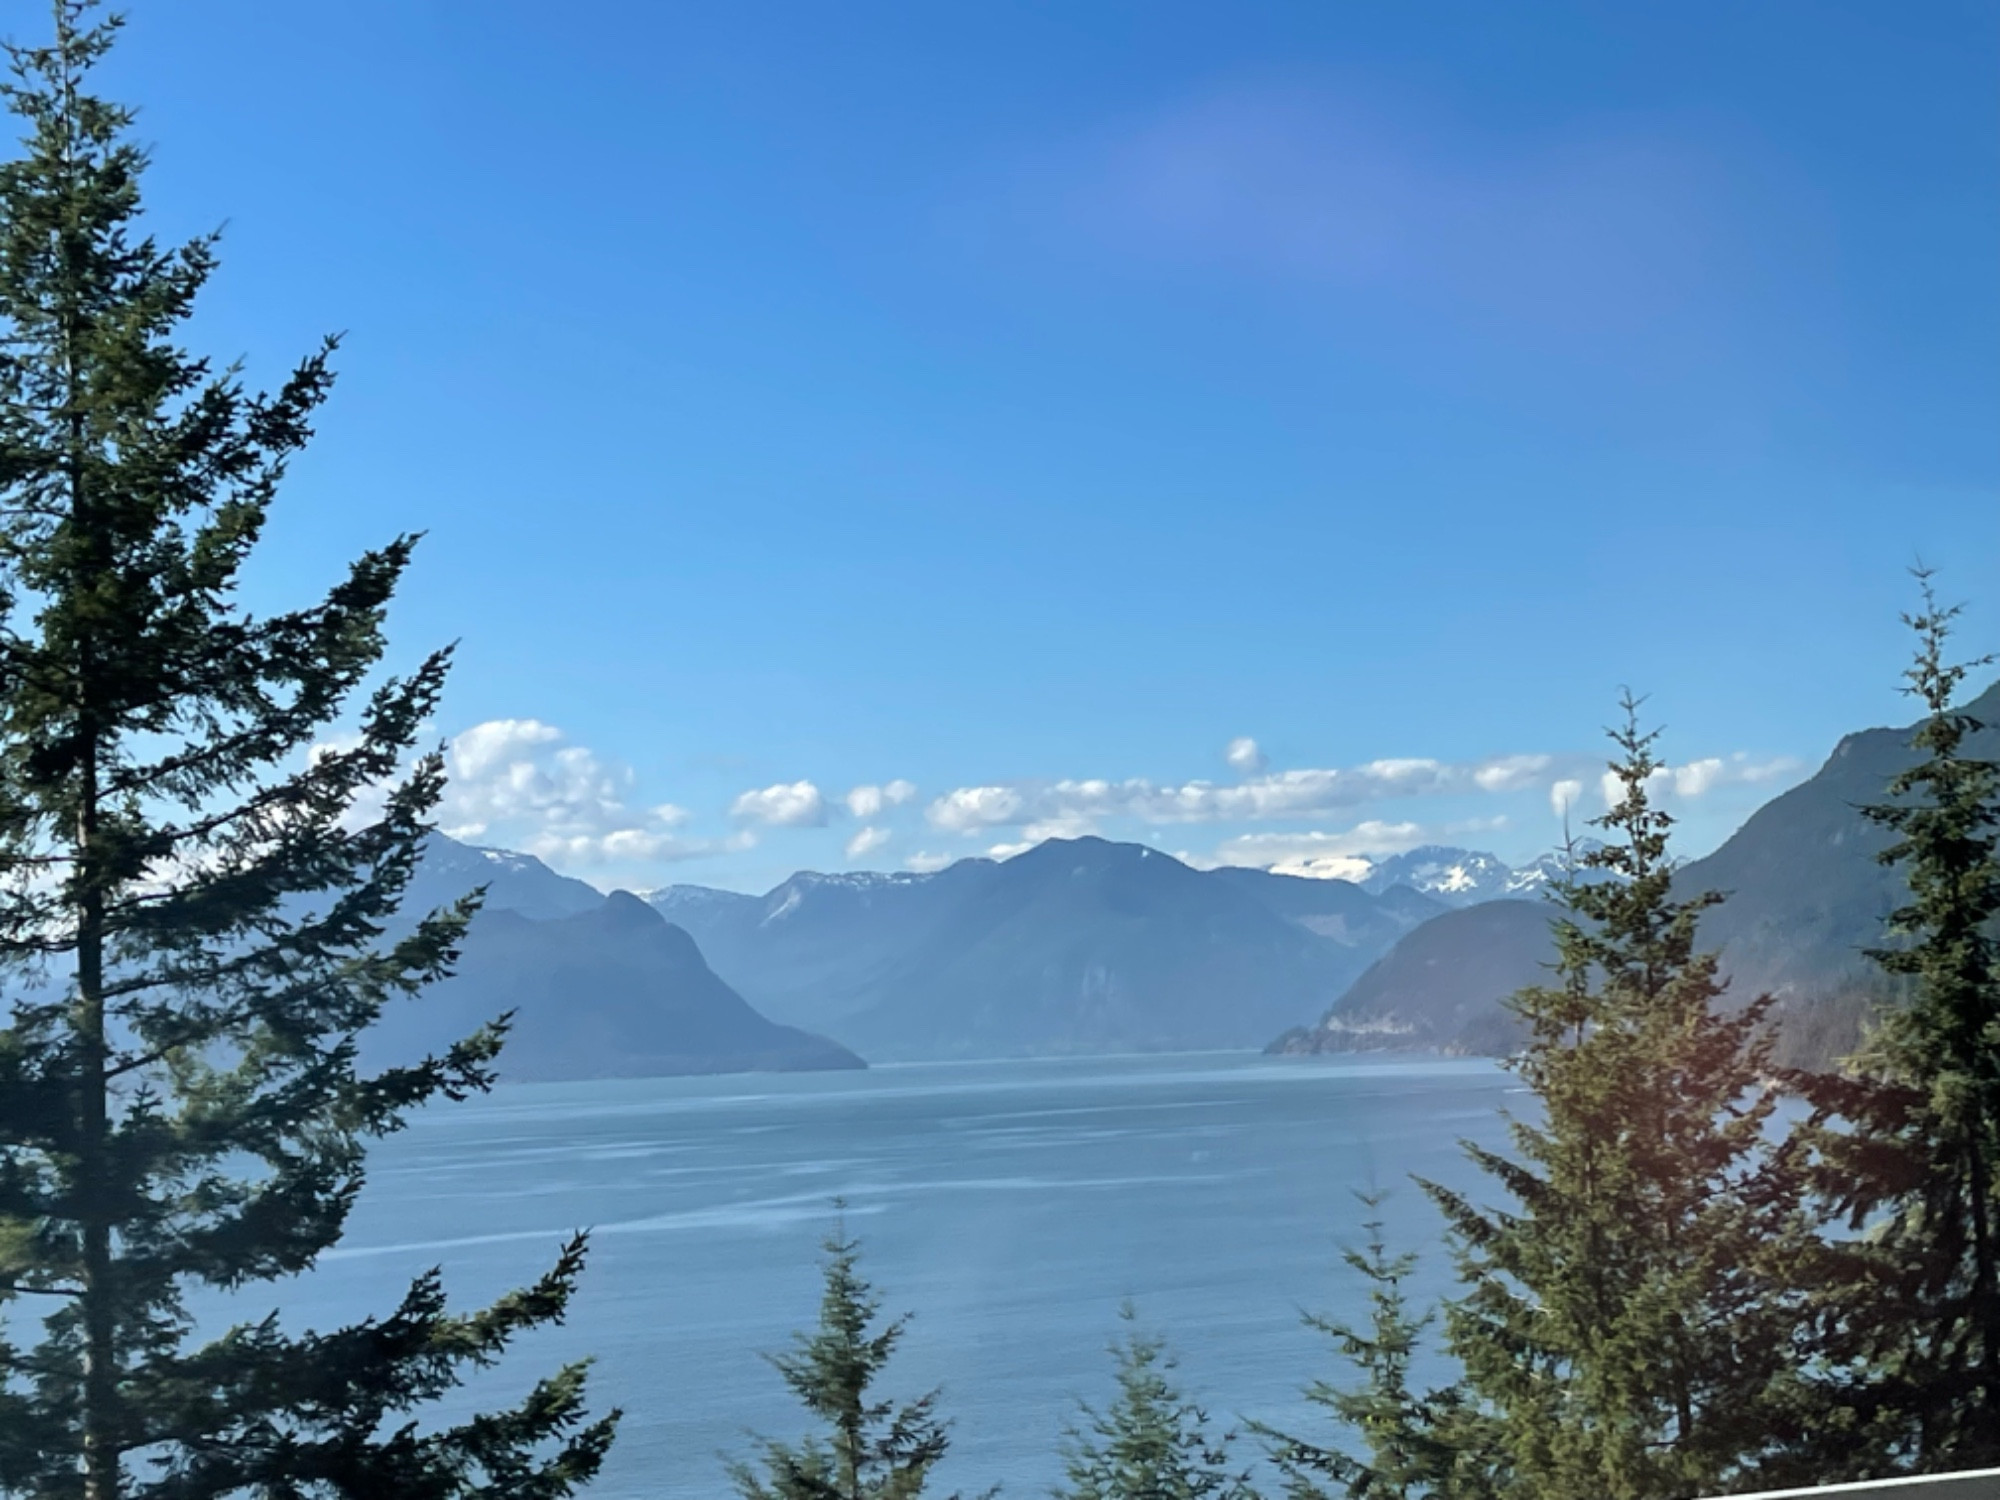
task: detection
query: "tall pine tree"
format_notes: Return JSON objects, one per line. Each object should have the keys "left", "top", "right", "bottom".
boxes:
{"left": 1422, "top": 700, "right": 1813, "bottom": 1499}
{"left": 0, "top": 5, "right": 615, "bottom": 1495}
{"left": 1783, "top": 573, "right": 2000, "bottom": 1472}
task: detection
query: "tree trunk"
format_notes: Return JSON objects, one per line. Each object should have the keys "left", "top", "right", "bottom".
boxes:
{"left": 78, "top": 807, "right": 117, "bottom": 1500}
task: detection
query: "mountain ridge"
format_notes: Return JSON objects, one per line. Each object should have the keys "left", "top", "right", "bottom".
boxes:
{"left": 647, "top": 836, "right": 1444, "bottom": 1057}
{"left": 364, "top": 890, "right": 863, "bottom": 1080}
{"left": 1271, "top": 682, "right": 2000, "bottom": 1063}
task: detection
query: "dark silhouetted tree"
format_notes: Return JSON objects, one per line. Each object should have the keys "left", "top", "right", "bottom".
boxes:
{"left": 0, "top": 4, "right": 615, "bottom": 1494}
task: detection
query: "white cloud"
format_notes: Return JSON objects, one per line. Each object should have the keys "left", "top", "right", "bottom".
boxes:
{"left": 1208, "top": 816, "right": 1512, "bottom": 881}
{"left": 450, "top": 719, "right": 561, "bottom": 783}
{"left": 919, "top": 744, "right": 1802, "bottom": 840}
{"left": 1550, "top": 778, "right": 1584, "bottom": 819}
{"left": 1472, "top": 754, "right": 1554, "bottom": 792}
{"left": 922, "top": 751, "right": 1593, "bottom": 833}
{"left": 1730, "top": 754, "right": 1802, "bottom": 785}
{"left": 532, "top": 828, "right": 755, "bottom": 867}
{"left": 1600, "top": 753, "right": 1806, "bottom": 810}
{"left": 905, "top": 851, "right": 954, "bottom": 874}
{"left": 845, "top": 825, "right": 892, "bottom": 860}
{"left": 987, "top": 840, "right": 1036, "bottom": 860}
{"left": 845, "top": 779, "right": 919, "bottom": 820}
{"left": 1213, "top": 822, "right": 1428, "bottom": 869}
{"left": 731, "top": 780, "right": 829, "bottom": 828}
{"left": 1022, "top": 813, "right": 1098, "bottom": 842}
{"left": 442, "top": 718, "right": 713, "bottom": 867}
{"left": 1672, "top": 757, "right": 1725, "bottom": 798}
{"left": 926, "top": 784, "right": 1029, "bottom": 833}
{"left": 1225, "top": 736, "right": 1268, "bottom": 773}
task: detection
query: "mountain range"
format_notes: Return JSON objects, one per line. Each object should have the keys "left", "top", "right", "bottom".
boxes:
{"left": 367, "top": 831, "right": 1444, "bottom": 1076}
{"left": 1356, "top": 845, "right": 1584, "bottom": 905}
{"left": 356, "top": 822, "right": 1453, "bottom": 1076}
{"left": 350, "top": 682, "right": 1995, "bottom": 1080}
{"left": 647, "top": 839, "right": 1442, "bottom": 1059}
{"left": 1270, "top": 682, "right": 2000, "bottom": 1064}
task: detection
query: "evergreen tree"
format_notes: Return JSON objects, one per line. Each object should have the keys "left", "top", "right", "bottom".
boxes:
{"left": 1783, "top": 573, "right": 2000, "bottom": 1471}
{"left": 1421, "top": 699, "right": 1812, "bottom": 1499}
{"left": 1250, "top": 1196, "right": 1493, "bottom": 1500}
{"left": 1056, "top": 1305, "right": 1256, "bottom": 1500}
{"left": 730, "top": 1220, "right": 974, "bottom": 1500}
{"left": 0, "top": 5, "right": 615, "bottom": 1495}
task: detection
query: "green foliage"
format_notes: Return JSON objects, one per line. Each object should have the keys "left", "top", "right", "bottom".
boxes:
{"left": 731, "top": 1220, "right": 974, "bottom": 1500}
{"left": 1782, "top": 572, "right": 2000, "bottom": 1472}
{"left": 0, "top": 4, "right": 614, "bottom": 1494}
{"left": 1057, "top": 1305, "right": 1256, "bottom": 1500}
{"left": 1250, "top": 1196, "right": 1493, "bottom": 1500}
{"left": 1420, "top": 699, "right": 1813, "bottom": 1499}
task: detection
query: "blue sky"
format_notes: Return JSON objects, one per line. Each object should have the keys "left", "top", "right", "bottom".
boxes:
{"left": 70, "top": 0, "right": 2000, "bottom": 892}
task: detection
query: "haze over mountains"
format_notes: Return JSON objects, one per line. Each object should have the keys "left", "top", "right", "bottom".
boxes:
{"left": 649, "top": 840, "right": 1441, "bottom": 1058}
{"left": 365, "top": 893, "right": 863, "bottom": 1080}
{"left": 389, "top": 834, "right": 1448, "bottom": 1073}
{"left": 368, "top": 684, "right": 1989, "bottom": 1079}
{"left": 1272, "top": 681, "right": 2000, "bottom": 1064}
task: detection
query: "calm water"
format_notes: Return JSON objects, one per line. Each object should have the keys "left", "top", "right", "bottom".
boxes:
{"left": 281, "top": 1052, "right": 1515, "bottom": 1496}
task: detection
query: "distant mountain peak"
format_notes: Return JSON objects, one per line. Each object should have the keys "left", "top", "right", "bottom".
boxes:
{"left": 1500, "top": 839, "right": 1615, "bottom": 898}
{"left": 599, "top": 888, "right": 660, "bottom": 926}
{"left": 1317, "top": 841, "right": 1621, "bottom": 908}
{"left": 1358, "top": 846, "right": 1515, "bottom": 906}
{"left": 409, "top": 832, "right": 606, "bottom": 922}
{"left": 366, "top": 845, "right": 864, "bottom": 1082}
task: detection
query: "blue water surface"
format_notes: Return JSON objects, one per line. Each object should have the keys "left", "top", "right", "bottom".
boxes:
{"left": 261, "top": 1052, "right": 1516, "bottom": 1496}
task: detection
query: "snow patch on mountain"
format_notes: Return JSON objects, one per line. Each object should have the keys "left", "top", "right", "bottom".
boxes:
{"left": 1343, "top": 840, "right": 1614, "bottom": 907}
{"left": 1358, "top": 846, "right": 1515, "bottom": 904}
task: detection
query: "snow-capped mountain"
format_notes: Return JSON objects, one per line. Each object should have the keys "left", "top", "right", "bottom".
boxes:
{"left": 1498, "top": 840, "right": 1614, "bottom": 899}
{"left": 1345, "top": 840, "right": 1614, "bottom": 907}
{"left": 1357, "top": 846, "right": 1517, "bottom": 905}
